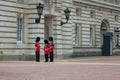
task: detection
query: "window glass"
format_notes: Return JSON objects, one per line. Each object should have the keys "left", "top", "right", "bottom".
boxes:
{"left": 90, "top": 10, "right": 95, "bottom": 18}
{"left": 75, "top": 24, "right": 79, "bottom": 46}
{"left": 76, "top": 8, "right": 81, "bottom": 16}
{"left": 44, "top": 0, "right": 52, "bottom": 5}
{"left": 90, "top": 27, "right": 93, "bottom": 46}
{"left": 17, "top": 13, "right": 24, "bottom": 42}
{"left": 115, "top": 15, "right": 119, "bottom": 22}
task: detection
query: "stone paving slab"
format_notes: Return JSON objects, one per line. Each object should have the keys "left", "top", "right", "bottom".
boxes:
{"left": 0, "top": 56, "right": 120, "bottom": 80}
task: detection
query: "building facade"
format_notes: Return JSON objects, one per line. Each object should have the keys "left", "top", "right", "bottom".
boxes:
{"left": 0, "top": 0, "right": 120, "bottom": 60}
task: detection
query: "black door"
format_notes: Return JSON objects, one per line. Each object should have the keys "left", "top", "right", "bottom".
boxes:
{"left": 102, "top": 32, "right": 112, "bottom": 56}
{"left": 102, "top": 36, "right": 110, "bottom": 56}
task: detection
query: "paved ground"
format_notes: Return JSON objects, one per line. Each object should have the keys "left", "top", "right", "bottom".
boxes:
{"left": 0, "top": 56, "right": 120, "bottom": 80}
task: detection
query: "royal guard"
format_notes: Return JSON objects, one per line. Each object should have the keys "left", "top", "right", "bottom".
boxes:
{"left": 44, "top": 40, "right": 49, "bottom": 62}
{"left": 49, "top": 37, "right": 54, "bottom": 62}
{"left": 35, "top": 37, "right": 40, "bottom": 62}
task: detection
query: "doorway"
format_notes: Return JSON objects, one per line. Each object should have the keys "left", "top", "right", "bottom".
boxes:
{"left": 44, "top": 15, "right": 53, "bottom": 40}
{"left": 100, "top": 19, "right": 110, "bottom": 46}
{"left": 101, "top": 19, "right": 110, "bottom": 55}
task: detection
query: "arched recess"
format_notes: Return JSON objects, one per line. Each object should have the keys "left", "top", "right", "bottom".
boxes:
{"left": 100, "top": 19, "right": 110, "bottom": 46}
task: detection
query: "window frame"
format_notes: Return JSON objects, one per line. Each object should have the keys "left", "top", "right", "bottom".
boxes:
{"left": 74, "top": 23, "right": 80, "bottom": 46}
{"left": 17, "top": 0, "right": 24, "bottom": 4}
{"left": 76, "top": 8, "right": 81, "bottom": 16}
{"left": 90, "top": 10, "right": 95, "bottom": 18}
{"left": 17, "top": 13, "right": 24, "bottom": 43}
{"left": 115, "top": 15, "right": 119, "bottom": 22}
{"left": 44, "top": 0, "right": 52, "bottom": 5}
{"left": 90, "top": 25, "right": 96, "bottom": 47}
{"left": 90, "top": 27, "right": 93, "bottom": 46}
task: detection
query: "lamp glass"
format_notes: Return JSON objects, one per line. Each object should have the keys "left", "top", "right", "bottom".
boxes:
{"left": 37, "top": 3, "right": 44, "bottom": 16}
{"left": 64, "top": 8, "right": 71, "bottom": 21}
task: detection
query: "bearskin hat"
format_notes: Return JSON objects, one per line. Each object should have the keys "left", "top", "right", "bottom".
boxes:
{"left": 36, "top": 37, "right": 40, "bottom": 42}
{"left": 44, "top": 40, "right": 48, "bottom": 44}
{"left": 49, "top": 37, "right": 53, "bottom": 41}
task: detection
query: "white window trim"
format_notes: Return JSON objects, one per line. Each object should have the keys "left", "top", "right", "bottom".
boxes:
{"left": 17, "top": 41, "right": 22, "bottom": 44}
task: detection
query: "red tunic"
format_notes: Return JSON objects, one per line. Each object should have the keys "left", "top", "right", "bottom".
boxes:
{"left": 49, "top": 43, "right": 54, "bottom": 53}
{"left": 35, "top": 42, "right": 40, "bottom": 52}
{"left": 44, "top": 45, "right": 49, "bottom": 54}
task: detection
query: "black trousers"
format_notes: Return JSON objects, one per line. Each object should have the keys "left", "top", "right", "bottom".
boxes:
{"left": 44, "top": 54, "right": 48, "bottom": 62}
{"left": 35, "top": 52, "right": 40, "bottom": 62}
{"left": 50, "top": 52, "right": 54, "bottom": 62}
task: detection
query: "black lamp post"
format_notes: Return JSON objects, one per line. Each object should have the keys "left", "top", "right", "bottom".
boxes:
{"left": 61, "top": 8, "right": 71, "bottom": 25}
{"left": 114, "top": 27, "right": 120, "bottom": 47}
{"left": 35, "top": 3, "right": 44, "bottom": 23}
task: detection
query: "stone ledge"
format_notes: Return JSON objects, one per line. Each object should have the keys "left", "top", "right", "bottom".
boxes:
{"left": 72, "top": 51, "right": 102, "bottom": 57}
{"left": 0, "top": 55, "right": 35, "bottom": 61}
{"left": 0, "top": 54, "right": 63, "bottom": 61}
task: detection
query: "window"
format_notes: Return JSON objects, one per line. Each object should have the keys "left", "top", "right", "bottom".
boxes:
{"left": 44, "top": 0, "right": 52, "bottom": 5}
{"left": 44, "top": 0, "right": 48, "bottom": 4}
{"left": 114, "top": 27, "right": 120, "bottom": 47}
{"left": 103, "top": 0, "right": 119, "bottom": 4}
{"left": 90, "top": 25, "right": 96, "bottom": 47}
{"left": 115, "top": 15, "right": 119, "bottom": 22}
{"left": 74, "top": 23, "right": 82, "bottom": 47}
{"left": 17, "top": 0, "right": 24, "bottom": 4}
{"left": 90, "top": 10, "right": 95, "bottom": 18}
{"left": 104, "top": 0, "right": 109, "bottom": 2}
{"left": 114, "top": 0, "right": 119, "bottom": 5}
{"left": 109, "top": 0, "right": 113, "bottom": 3}
{"left": 17, "top": 13, "right": 24, "bottom": 42}
{"left": 75, "top": 23, "right": 79, "bottom": 46}
{"left": 90, "top": 27, "right": 93, "bottom": 46}
{"left": 76, "top": 8, "right": 81, "bottom": 16}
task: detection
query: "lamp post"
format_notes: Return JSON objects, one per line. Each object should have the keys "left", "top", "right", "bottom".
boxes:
{"left": 61, "top": 8, "right": 71, "bottom": 25}
{"left": 35, "top": 3, "right": 44, "bottom": 23}
{"left": 114, "top": 27, "right": 120, "bottom": 47}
